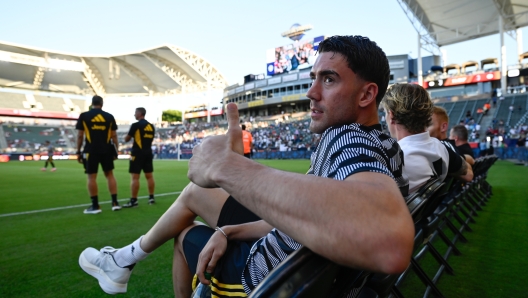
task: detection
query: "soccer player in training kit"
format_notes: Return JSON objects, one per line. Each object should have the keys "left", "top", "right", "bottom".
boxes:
{"left": 76, "top": 95, "right": 121, "bottom": 214}
{"left": 41, "top": 141, "right": 56, "bottom": 172}
{"left": 122, "top": 107, "right": 156, "bottom": 207}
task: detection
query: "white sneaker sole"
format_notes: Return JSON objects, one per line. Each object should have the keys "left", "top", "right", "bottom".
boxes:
{"left": 79, "top": 251, "right": 128, "bottom": 294}
{"left": 112, "top": 207, "right": 122, "bottom": 211}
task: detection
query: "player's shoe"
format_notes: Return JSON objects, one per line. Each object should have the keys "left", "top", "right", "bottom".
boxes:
{"left": 112, "top": 202, "right": 122, "bottom": 211}
{"left": 51, "top": 168, "right": 57, "bottom": 172}
{"left": 148, "top": 198, "right": 155, "bottom": 205}
{"left": 41, "top": 168, "right": 46, "bottom": 171}
{"left": 122, "top": 200, "right": 138, "bottom": 208}
{"left": 79, "top": 246, "right": 134, "bottom": 294}
{"left": 84, "top": 206, "right": 102, "bottom": 214}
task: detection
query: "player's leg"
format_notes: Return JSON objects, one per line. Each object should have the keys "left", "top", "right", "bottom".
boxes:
{"left": 145, "top": 173, "right": 155, "bottom": 204}
{"left": 173, "top": 222, "right": 207, "bottom": 297}
{"left": 50, "top": 156, "right": 56, "bottom": 171}
{"left": 144, "top": 155, "right": 155, "bottom": 204}
{"left": 84, "top": 173, "right": 100, "bottom": 214}
{"left": 124, "top": 155, "right": 141, "bottom": 208}
{"left": 123, "top": 173, "right": 140, "bottom": 208}
{"left": 102, "top": 154, "right": 119, "bottom": 210}
{"left": 82, "top": 152, "right": 101, "bottom": 213}
{"left": 79, "top": 183, "right": 232, "bottom": 294}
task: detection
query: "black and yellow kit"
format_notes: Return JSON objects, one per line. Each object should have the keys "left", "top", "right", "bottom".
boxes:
{"left": 127, "top": 119, "right": 155, "bottom": 174}
{"left": 75, "top": 108, "right": 118, "bottom": 174}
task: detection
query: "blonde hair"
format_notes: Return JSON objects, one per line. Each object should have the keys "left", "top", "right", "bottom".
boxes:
{"left": 381, "top": 84, "right": 434, "bottom": 134}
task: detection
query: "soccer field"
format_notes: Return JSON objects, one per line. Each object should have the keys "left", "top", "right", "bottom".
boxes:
{"left": 1, "top": 159, "right": 527, "bottom": 297}
{"left": 0, "top": 159, "right": 310, "bottom": 297}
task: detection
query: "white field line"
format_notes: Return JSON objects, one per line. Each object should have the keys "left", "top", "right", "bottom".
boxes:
{"left": 0, "top": 191, "right": 182, "bottom": 218}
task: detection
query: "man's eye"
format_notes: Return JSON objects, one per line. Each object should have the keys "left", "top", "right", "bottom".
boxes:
{"left": 324, "top": 77, "right": 333, "bottom": 83}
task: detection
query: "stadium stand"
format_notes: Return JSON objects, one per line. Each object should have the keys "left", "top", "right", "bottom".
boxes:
{"left": 0, "top": 92, "right": 27, "bottom": 109}
{"left": 34, "top": 95, "right": 69, "bottom": 112}
{"left": 2, "top": 124, "right": 71, "bottom": 152}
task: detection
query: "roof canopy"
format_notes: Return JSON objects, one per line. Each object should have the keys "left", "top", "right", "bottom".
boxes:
{"left": 0, "top": 41, "right": 228, "bottom": 96}
{"left": 398, "top": 0, "right": 528, "bottom": 47}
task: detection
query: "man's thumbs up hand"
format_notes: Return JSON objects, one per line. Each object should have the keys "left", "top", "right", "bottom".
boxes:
{"left": 187, "top": 103, "right": 246, "bottom": 188}
{"left": 226, "top": 103, "right": 244, "bottom": 155}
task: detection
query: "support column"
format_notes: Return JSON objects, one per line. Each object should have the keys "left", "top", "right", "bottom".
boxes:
{"left": 517, "top": 28, "right": 524, "bottom": 59}
{"left": 418, "top": 33, "right": 423, "bottom": 86}
{"left": 206, "top": 81, "right": 211, "bottom": 123}
{"left": 500, "top": 16, "right": 507, "bottom": 95}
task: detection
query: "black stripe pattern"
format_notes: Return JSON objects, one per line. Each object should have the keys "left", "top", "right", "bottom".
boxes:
{"left": 241, "top": 124, "right": 408, "bottom": 294}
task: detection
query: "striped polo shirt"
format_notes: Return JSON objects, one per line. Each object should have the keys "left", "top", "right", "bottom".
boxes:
{"left": 241, "top": 123, "right": 409, "bottom": 294}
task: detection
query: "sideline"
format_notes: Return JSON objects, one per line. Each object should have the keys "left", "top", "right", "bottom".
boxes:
{"left": 0, "top": 191, "right": 182, "bottom": 218}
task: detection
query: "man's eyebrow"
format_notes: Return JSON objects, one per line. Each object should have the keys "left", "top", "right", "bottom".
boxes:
{"left": 310, "top": 70, "right": 340, "bottom": 78}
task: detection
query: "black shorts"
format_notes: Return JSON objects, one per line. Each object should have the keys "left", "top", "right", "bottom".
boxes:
{"left": 182, "top": 196, "right": 260, "bottom": 293}
{"left": 129, "top": 154, "right": 153, "bottom": 174}
{"left": 244, "top": 153, "right": 251, "bottom": 158}
{"left": 83, "top": 152, "right": 114, "bottom": 174}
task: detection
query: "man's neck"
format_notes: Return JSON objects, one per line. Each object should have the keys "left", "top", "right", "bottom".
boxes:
{"left": 393, "top": 124, "right": 424, "bottom": 141}
{"left": 455, "top": 140, "right": 467, "bottom": 146}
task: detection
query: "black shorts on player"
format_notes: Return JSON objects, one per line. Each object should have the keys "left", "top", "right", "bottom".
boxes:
{"left": 83, "top": 152, "right": 114, "bottom": 174}
{"left": 129, "top": 154, "right": 153, "bottom": 174}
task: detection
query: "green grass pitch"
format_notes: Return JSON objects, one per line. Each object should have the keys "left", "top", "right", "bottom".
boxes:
{"left": 0, "top": 159, "right": 526, "bottom": 297}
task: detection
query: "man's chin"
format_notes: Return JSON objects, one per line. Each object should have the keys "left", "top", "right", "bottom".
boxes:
{"left": 309, "top": 122, "right": 325, "bottom": 134}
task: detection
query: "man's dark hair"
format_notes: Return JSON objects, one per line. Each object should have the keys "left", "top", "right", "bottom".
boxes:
{"left": 241, "top": 124, "right": 246, "bottom": 130}
{"left": 136, "top": 107, "right": 146, "bottom": 116}
{"left": 317, "top": 35, "right": 390, "bottom": 107}
{"left": 92, "top": 95, "right": 103, "bottom": 106}
{"left": 451, "top": 125, "right": 469, "bottom": 141}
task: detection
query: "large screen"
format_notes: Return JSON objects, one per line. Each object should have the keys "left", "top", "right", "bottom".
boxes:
{"left": 266, "top": 36, "right": 324, "bottom": 76}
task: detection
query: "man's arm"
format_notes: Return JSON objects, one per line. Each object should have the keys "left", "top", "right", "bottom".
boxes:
{"left": 196, "top": 220, "right": 273, "bottom": 284}
{"left": 76, "top": 130, "right": 84, "bottom": 163}
{"left": 188, "top": 105, "right": 414, "bottom": 274}
{"left": 464, "top": 154, "right": 475, "bottom": 166}
{"left": 451, "top": 160, "right": 473, "bottom": 182}
{"left": 76, "top": 130, "right": 84, "bottom": 153}
{"left": 444, "top": 142, "right": 474, "bottom": 182}
{"left": 111, "top": 130, "right": 118, "bottom": 158}
{"left": 215, "top": 164, "right": 413, "bottom": 274}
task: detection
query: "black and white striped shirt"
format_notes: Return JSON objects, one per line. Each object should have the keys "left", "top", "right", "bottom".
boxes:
{"left": 242, "top": 123, "right": 408, "bottom": 294}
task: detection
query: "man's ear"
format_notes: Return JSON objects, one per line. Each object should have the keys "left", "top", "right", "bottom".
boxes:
{"left": 440, "top": 122, "right": 448, "bottom": 133}
{"left": 358, "top": 82, "right": 378, "bottom": 108}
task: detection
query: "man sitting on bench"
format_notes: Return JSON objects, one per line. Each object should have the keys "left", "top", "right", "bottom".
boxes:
{"left": 79, "top": 35, "right": 414, "bottom": 297}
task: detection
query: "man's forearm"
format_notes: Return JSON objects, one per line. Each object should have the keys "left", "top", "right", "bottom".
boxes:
{"left": 213, "top": 152, "right": 414, "bottom": 273}
{"left": 76, "top": 136, "right": 83, "bottom": 152}
{"left": 221, "top": 220, "right": 272, "bottom": 241}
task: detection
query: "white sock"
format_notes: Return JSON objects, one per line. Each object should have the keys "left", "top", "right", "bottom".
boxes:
{"left": 113, "top": 236, "right": 150, "bottom": 267}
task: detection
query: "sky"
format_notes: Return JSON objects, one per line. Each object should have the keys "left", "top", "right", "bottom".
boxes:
{"left": 1, "top": 0, "right": 528, "bottom": 85}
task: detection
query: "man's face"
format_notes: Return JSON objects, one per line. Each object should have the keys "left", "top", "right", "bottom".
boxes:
{"left": 384, "top": 108, "right": 396, "bottom": 137}
{"left": 449, "top": 128, "right": 456, "bottom": 141}
{"left": 134, "top": 110, "right": 142, "bottom": 120}
{"left": 428, "top": 113, "right": 443, "bottom": 139}
{"left": 306, "top": 52, "right": 362, "bottom": 134}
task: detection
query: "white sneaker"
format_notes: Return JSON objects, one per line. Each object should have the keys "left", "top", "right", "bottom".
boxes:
{"left": 112, "top": 203, "right": 122, "bottom": 211}
{"left": 79, "top": 246, "right": 133, "bottom": 294}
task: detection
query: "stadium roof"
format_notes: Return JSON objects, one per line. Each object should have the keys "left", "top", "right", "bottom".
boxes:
{"left": 398, "top": 0, "right": 528, "bottom": 49}
{"left": 0, "top": 41, "right": 228, "bottom": 96}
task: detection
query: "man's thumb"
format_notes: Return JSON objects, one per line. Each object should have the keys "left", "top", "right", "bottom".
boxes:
{"left": 226, "top": 103, "right": 243, "bottom": 154}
